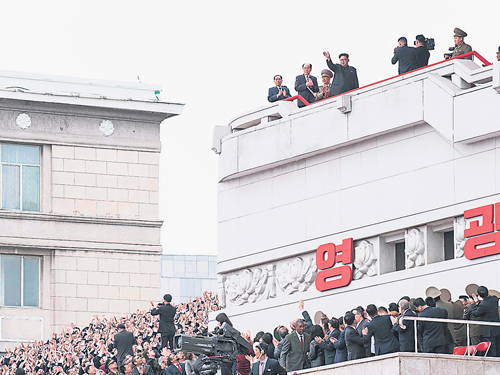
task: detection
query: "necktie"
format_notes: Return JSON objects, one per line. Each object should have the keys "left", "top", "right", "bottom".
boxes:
{"left": 259, "top": 362, "right": 264, "bottom": 375}
{"left": 177, "top": 364, "right": 182, "bottom": 374}
{"left": 300, "top": 335, "right": 304, "bottom": 348}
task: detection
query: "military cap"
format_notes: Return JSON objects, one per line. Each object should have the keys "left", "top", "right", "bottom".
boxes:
{"left": 465, "top": 283, "right": 478, "bottom": 296}
{"left": 440, "top": 288, "right": 451, "bottom": 302}
{"left": 454, "top": 27, "right": 467, "bottom": 37}
{"left": 321, "top": 69, "right": 333, "bottom": 78}
{"left": 425, "top": 286, "right": 441, "bottom": 298}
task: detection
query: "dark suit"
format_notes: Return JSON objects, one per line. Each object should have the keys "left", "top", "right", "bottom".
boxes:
{"left": 301, "top": 310, "right": 313, "bottom": 335}
{"left": 151, "top": 303, "right": 177, "bottom": 349}
{"left": 345, "top": 326, "right": 366, "bottom": 361}
{"left": 415, "top": 46, "right": 430, "bottom": 68}
{"left": 392, "top": 310, "right": 416, "bottom": 352}
{"left": 268, "top": 86, "right": 291, "bottom": 103}
{"left": 323, "top": 328, "right": 340, "bottom": 365}
{"left": 166, "top": 363, "right": 185, "bottom": 375}
{"left": 333, "top": 329, "right": 347, "bottom": 363}
{"left": 355, "top": 319, "right": 371, "bottom": 357}
{"left": 417, "top": 306, "right": 446, "bottom": 353}
{"left": 391, "top": 45, "right": 418, "bottom": 75}
{"left": 279, "top": 331, "right": 311, "bottom": 371}
{"left": 326, "top": 61, "right": 359, "bottom": 96}
{"left": 249, "top": 358, "right": 286, "bottom": 375}
{"left": 294, "top": 75, "right": 319, "bottom": 108}
{"left": 471, "top": 295, "right": 500, "bottom": 356}
{"left": 363, "top": 315, "right": 399, "bottom": 355}
{"left": 114, "top": 329, "right": 137, "bottom": 367}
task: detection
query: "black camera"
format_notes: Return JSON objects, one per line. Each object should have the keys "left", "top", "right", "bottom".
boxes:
{"left": 444, "top": 46, "right": 455, "bottom": 59}
{"left": 414, "top": 36, "right": 435, "bottom": 50}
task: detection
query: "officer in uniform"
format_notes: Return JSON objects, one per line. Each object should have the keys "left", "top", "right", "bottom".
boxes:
{"left": 451, "top": 27, "right": 472, "bottom": 60}
{"left": 316, "top": 69, "right": 333, "bottom": 101}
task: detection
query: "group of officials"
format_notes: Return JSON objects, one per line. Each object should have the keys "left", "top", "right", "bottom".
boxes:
{"left": 268, "top": 27, "right": 499, "bottom": 108}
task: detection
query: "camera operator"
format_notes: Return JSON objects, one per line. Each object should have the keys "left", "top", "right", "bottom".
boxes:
{"left": 415, "top": 35, "right": 430, "bottom": 68}
{"left": 391, "top": 37, "right": 418, "bottom": 75}
{"left": 151, "top": 294, "right": 177, "bottom": 350}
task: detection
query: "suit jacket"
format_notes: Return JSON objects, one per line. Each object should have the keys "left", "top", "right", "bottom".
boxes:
{"left": 323, "top": 328, "right": 340, "bottom": 365}
{"left": 113, "top": 329, "right": 137, "bottom": 367}
{"left": 345, "top": 326, "right": 366, "bottom": 361}
{"left": 391, "top": 45, "right": 418, "bottom": 75}
{"left": 166, "top": 363, "right": 185, "bottom": 375}
{"left": 294, "top": 75, "right": 319, "bottom": 108}
{"left": 326, "top": 61, "right": 359, "bottom": 96}
{"left": 415, "top": 45, "right": 430, "bottom": 68}
{"left": 308, "top": 340, "right": 325, "bottom": 367}
{"left": 417, "top": 306, "right": 446, "bottom": 352}
{"left": 151, "top": 303, "right": 177, "bottom": 334}
{"left": 268, "top": 86, "right": 291, "bottom": 103}
{"left": 301, "top": 310, "right": 313, "bottom": 335}
{"left": 279, "top": 331, "right": 311, "bottom": 371}
{"left": 355, "top": 319, "right": 371, "bottom": 357}
{"left": 363, "top": 315, "right": 399, "bottom": 355}
{"left": 249, "top": 358, "right": 286, "bottom": 375}
{"left": 392, "top": 309, "right": 416, "bottom": 352}
{"left": 333, "top": 329, "right": 347, "bottom": 363}
{"left": 471, "top": 295, "right": 500, "bottom": 337}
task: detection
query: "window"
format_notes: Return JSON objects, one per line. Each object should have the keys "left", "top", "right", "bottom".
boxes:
{"left": 444, "top": 231, "right": 454, "bottom": 260}
{"left": 0, "top": 254, "right": 40, "bottom": 307}
{"left": 1, "top": 144, "right": 40, "bottom": 211}
{"left": 395, "top": 242, "right": 406, "bottom": 271}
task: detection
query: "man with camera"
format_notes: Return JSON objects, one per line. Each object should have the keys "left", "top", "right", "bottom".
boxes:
{"left": 151, "top": 294, "right": 177, "bottom": 350}
{"left": 391, "top": 37, "right": 418, "bottom": 75}
{"left": 415, "top": 35, "right": 430, "bottom": 68}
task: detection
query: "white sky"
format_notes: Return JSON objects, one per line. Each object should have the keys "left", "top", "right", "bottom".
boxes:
{"left": 1, "top": 1, "right": 499, "bottom": 255}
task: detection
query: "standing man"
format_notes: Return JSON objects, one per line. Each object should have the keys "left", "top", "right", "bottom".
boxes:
{"left": 352, "top": 307, "right": 370, "bottom": 357}
{"left": 451, "top": 27, "right": 472, "bottom": 60}
{"left": 323, "top": 51, "right": 359, "bottom": 97}
{"left": 392, "top": 299, "right": 416, "bottom": 352}
{"left": 279, "top": 319, "right": 311, "bottom": 371}
{"left": 391, "top": 37, "right": 418, "bottom": 74}
{"left": 413, "top": 297, "right": 446, "bottom": 353}
{"left": 294, "top": 63, "right": 319, "bottom": 108}
{"left": 249, "top": 342, "right": 287, "bottom": 375}
{"left": 268, "top": 75, "right": 291, "bottom": 103}
{"left": 471, "top": 286, "right": 500, "bottom": 357}
{"left": 151, "top": 294, "right": 177, "bottom": 350}
{"left": 415, "top": 35, "right": 430, "bottom": 68}
{"left": 315, "top": 69, "right": 334, "bottom": 101}
{"left": 113, "top": 323, "right": 136, "bottom": 369}
{"left": 361, "top": 304, "right": 400, "bottom": 355}
{"left": 344, "top": 312, "right": 365, "bottom": 361}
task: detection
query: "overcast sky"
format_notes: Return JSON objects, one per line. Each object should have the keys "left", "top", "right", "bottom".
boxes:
{"left": 1, "top": 1, "right": 498, "bottom": 255}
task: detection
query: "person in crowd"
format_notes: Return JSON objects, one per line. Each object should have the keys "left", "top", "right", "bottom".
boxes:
{"left": 332, "top": 317, "right": 347, "bottom": 363}
{"left": 391, "top": 37, "right": 418, "bottom": 74}
{"left": 315, "top": 69, "right": 334, "bottom": 101}
{"left": 392, "top": 299, "right": 416, "bottom": 352}
{"left": 279, "top": 319, "right": 311, "bottom": 371}
{"left": 182, "top": 353, "right": 195, "bottom": 375}
{"left": 414, "top": 297, "right": 446, "bottom": 353}
{"left": 268, "top": 75, "right": 291, "bottom": 103}
{"left": 323, "top": 51, "right": 359, "bottom": 96}
{"left": 166, "top": 353, "right": 184, "bottom": 375}
{"left": 496, "top": 46, "right": 500, "bottom": 62}
{"left": 248, "top": 342, "right": 286, "bottom": 375}
{"left": 261, "top": 333, "right": 275, "bottom": 359}
{"left": 151, "top": 294, "right": 177, "bottom": 350}
{"left": 114, "top": 324, "right": 137, "bottom": 369}
{"left": 352, "top": 307, "right": 370, "bottom": 357}
{"left": 471, "top": 285, "right": 500, "bottom": 357}
{"left": 272, "top": 325, "right": 289, "bottom": 360}
{"left": 427, "top": 287, "right": 455, "bottom": 353}
{"left": 298, "top": 300, "right": 313, "bottom": 335}
{"left": 451, "top": 27, "right": 472, "bottom": 60}
{"left": 361, "top": 304, "right": 400, "bottom": 355}
{"left": 294, "top": 63, "right": 319, "bottom": 108}
{"left": 344, "top": 312, "right": 365, "bottom": 361}
{"left": 415, "top": 35, "right": 430, "bottom": 68}
{"left": 323, "top": 318, "right": 340, "bottom": 365}
{"left": 308, "top": 325, "right": 325, "bottom": 367}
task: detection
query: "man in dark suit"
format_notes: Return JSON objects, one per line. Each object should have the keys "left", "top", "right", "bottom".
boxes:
{"left": 361, "top": 304, "right": 400, "bottom": 355}
{"left": 391, "top": 37, "right": 418, "bottom": 75}
{"left": 294, "top": 63, "right": 319, "bottom": 108}
{"left": 323, "top": 318, "right": 341, "bottom": 365}
{"left": 268, "top": 75, "right": 291, "bottom": 103}
{"left": 344, "top": 312, "right": 366, "bottom": 361}
{"left": 323, "top": 51, "right": 359, "bottom": 97}
{"left": 279, "top": 319, "right": 311, "bottom": 371}
{"left": 352, "top": 307, "right": 371, "bottom": 357}
{"left": 113, "top": 323, "right": 137, "bottom": 368}
{"left": 414, "top": 35, "right": 430, "bottom": 68}
{"left": 414, "top": 297, "right": 446, "bottom": 353}
{"left": 249, "top": 342, "right": 286, "bottom": 375}
{"left": 151, "top": 294, "right": 177, "bottom": 350}
{"left": 471, "top": 286, "right": 500, "bottom": 357}
{"left": 166, "top": 353, "right": 185, "bottom": 375}
{"left": 392, "top": 299, "right": 416, "bottom": 352}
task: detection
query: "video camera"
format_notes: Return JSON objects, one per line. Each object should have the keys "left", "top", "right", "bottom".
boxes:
{"left": 444, "top": 46, "right": 455, "bottom": 60}
{"left": 414, "top": 37, "right": 435, "bottom": 50}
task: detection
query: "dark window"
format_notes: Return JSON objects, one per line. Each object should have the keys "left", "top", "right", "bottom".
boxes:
{"left": 444, "top": 231, "right": 454, "bottom": 261}
{"left": 395, "top": 242, "right": 406, "bottom": 271}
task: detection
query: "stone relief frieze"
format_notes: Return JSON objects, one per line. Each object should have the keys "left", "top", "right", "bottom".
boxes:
{"left": 454, "top": 216, "right": 466, "bottom": 258}
{"left": 353, "top": 240, "right": 377, "bottom": 279}
{"left": 405, "top": 228, "right": 425, "bottom": 268}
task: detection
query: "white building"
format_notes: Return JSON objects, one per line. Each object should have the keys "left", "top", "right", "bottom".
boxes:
{"left": 214, "top": 57, "right": 500, "bottom": 333}
{"left": 0, "top": 70, "right": 183, "bottom": 350}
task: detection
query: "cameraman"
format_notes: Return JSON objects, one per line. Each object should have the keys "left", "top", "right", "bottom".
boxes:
{"left": 151, "top": 294, "right": 177, "bottom": 350}
{"left": 415, "top": 35, "right": 430, "bottom": 68}
{"left": 391, "top": 37, "right": 418, "bottom": 75}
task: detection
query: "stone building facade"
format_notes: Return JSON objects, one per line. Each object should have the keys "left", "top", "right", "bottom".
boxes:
{"left": 0, "top": 70, "right": 183, "bottom": 350}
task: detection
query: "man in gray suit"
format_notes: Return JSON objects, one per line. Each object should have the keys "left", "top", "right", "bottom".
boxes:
{"left": 279, "top": 320, "right": 311, "bottom": 371}
{"left": 113, "top": 323, "right": 136, "bottom": 368}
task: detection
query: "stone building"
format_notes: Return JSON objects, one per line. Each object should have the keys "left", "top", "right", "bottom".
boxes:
{"left": 0, "top": 70, "right": 183, "bottom": 350}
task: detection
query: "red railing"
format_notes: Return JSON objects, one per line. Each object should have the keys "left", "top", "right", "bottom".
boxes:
{"left": 285, "top": 51, "right": 492, "bottom": 107}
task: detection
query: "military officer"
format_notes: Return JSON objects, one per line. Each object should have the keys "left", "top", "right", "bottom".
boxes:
{"left": 451, "top": 27, "right": 472, "bottom": 60}
{"left": 316, "top": 69, "right": 333, "bottom": 101}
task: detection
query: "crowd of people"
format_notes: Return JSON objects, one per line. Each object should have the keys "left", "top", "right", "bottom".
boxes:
{"left": 268, "top": 27, "right": 500, "bottom": 107}
{"left": 0, "top": 292, "right": 219, "bottom": 375}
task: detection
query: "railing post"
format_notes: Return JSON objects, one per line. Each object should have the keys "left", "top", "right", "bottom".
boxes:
{"left": 414, "top": 320, "right": 418, "bottom": 353}
{"left": 467, "top": 323, "right": 470, "bottom": 356}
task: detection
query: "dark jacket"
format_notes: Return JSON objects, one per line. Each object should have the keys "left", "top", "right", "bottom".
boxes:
{"left": 417, "top": 306, "right": 446, "bottom": 352}
{"left": 151, "top": 303, "right": 176, "bottom": 334}
{"left": 166, "top": 363, "right": 185, "bottom": 375}
{"left": 415, "top": 46, "right": 430, "bottom": 68}
{"left": 326, "top": 60, "right": 359, "bottom": 96}
{"left": 345, "top": 326, "right": 366, "bottom": 361}
{"left": 249, "top": 358, "right": 287, "bottom": 375}
{"left": 392, "top": 310, "right": 416, "bottom": 352}
{"left": 294, "top": 75, "right": 319, "bottom": 108}
{"left": 113, "top": 329, "right": 137, "bottom": 367}
{"left": 356, "top": 319, "right": 371, "bottom": 357}
{"left": 391, "top": 45, "right": 418, "bottom": 75}
{"left": 333, "top": 330, "right": 347, "bottom": 363}
{"left": 268, "top": 86, "right": 291, "bottom": 103}
{"left": 363, "top": 315, "right": 400, "bottom": 355}
{"left": 308, "top": 340, "right": 325, "bottom": 367}
{"left": 471, "top": 295, "right": 500, "bottom": 337}
{"left": 323, "top": 328, "right": 340, "bottom": 365}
